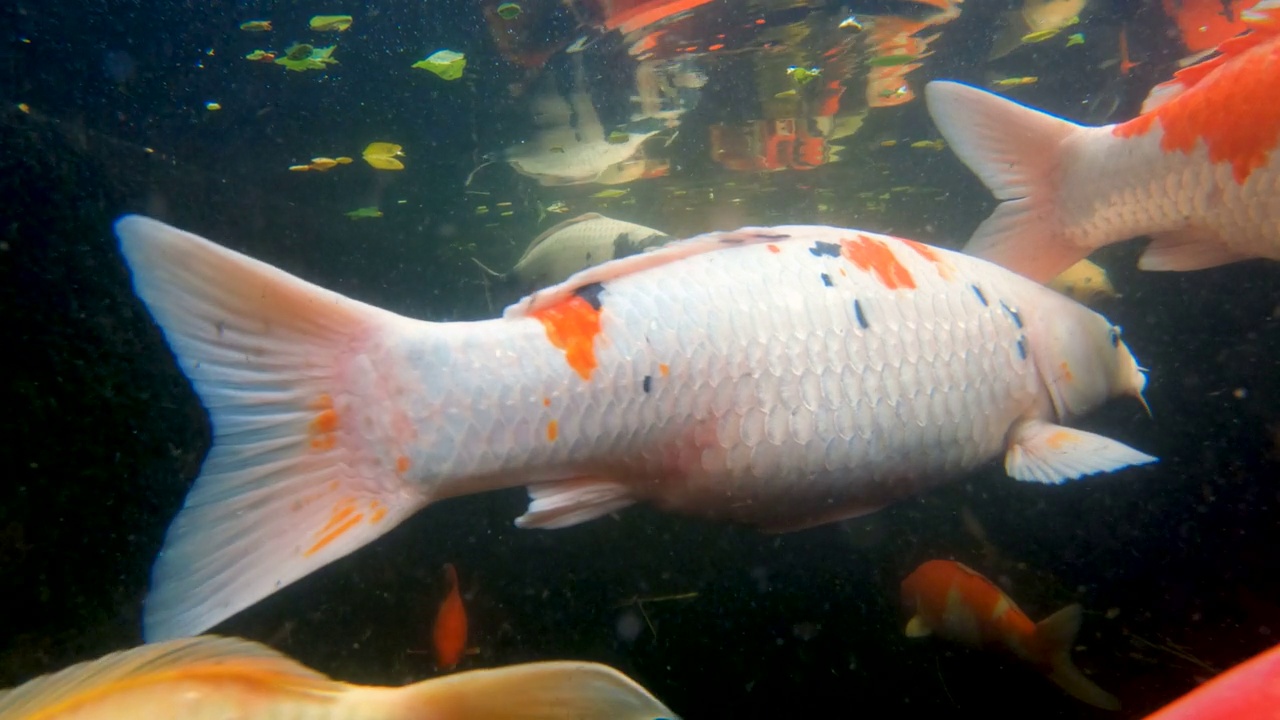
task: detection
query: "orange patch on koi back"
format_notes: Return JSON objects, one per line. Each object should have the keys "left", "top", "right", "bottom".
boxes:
{"left": 840, "top": 235, "right": 916, "bottom": 290}
{"left": 305, "top": 498, "right": 365, "bottom": 557}
{"left": 766, "top": 244, "right": 781, "bottom": 253}
{"left": 396, "top": 455, "right": 411, "bottom": 474}
{"left": 659, "top": 363, "right": 670, "bottom": 377}
{"left": 369, "top": 499, "right": 388, "bottom": 524}
{"left": 530, "top": 296, "right": 602, "bottom": 381}
{"left": 542, "top": 397, "right": 551, "bottom": 407}
{"left": 1059, "top": 361, "right": 1075, "bottom": 383}
{"left": 546, "top": 420, "right": 559, "bottom": 442}
{"left": 902, "top": 238, "right": 955, "bottom": 280}
{"left": 1113, "top": 34, "right": 1280, "bottom": 184}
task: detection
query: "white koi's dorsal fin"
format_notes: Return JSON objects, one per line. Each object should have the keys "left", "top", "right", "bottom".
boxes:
{"left": 504, "top": 226, "right": 799, "bottom": 317}
{"left": 521, "top": 213, "right": 608, "bottom": 257}
{"left": 1036, "top": 605, "right": 1122, "bottom": 711}
{"left": 0, "top": 636, "right": 340, "bottom": 719}
{"left": 399, "top": 661, "right": 680, "bottom": 720}
{"left": 1004, "top": 419, "right": 1157, "bottom": 484}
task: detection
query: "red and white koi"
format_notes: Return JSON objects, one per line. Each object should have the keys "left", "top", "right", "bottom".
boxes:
{"left": 901, "top": 559, "right": 1120, "bottom": 710}
{"left": 924, "top": 0, "right": 1280, "bottom": 282}
{"left": 114, "top": 215, "right": 1155, "bottom": 641}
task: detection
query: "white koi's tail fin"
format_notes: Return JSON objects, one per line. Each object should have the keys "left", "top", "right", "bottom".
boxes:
{"left": 925, "top": 81, "right": 1088, "bottom": 284}
{"left": 390, "top": 661, "right": 680, "bottom": 720}
{"left": 1035, "top": 604, "right": 1121, "bottom": 711}
{"left": 115, "top": 215, "right": 432, "bottom": 642}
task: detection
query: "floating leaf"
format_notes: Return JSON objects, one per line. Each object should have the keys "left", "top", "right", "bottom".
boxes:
{"left": 240, "top": 20, "right": 272, "bottom": 32}
{"left": 412, "top": 50, "right": 466, "bottom": 81}
{"left": 362, "top": 142, "right": 405, "bottom": 170}
{"left": 496, "top": 2, "right": 522, "bottom": 19}
{"left": 346, "top": 206, "right": 383, "bottom": 219}
{"left": 275, "top": 44, "right": 338, "bottom": 72}
{"left": 309, "top": 15, "right": 353, "bottom": 32}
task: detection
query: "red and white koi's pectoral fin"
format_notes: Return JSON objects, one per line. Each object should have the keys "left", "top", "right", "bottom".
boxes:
{"left": 513, "top": 477, "right": 635, "bottom": 529}
{"left": 1138, "top": 229, "right": 1256, "bottom": 271}
{"left": 1004, "top": 419, "right": 1157, "bottom": 484}
{"left": 1035, "top": 604, "right": 1122, "bottom": 711}
{"left": 925, "top": 81, "right": 1086, "bottom": 284}
{"left": 115, "top": 215, "right": 430, "bottom": 642}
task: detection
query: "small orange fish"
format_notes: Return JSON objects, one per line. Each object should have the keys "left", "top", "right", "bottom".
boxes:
{"left": 433, "top": 563, "right": 468, "bottom": 670}
{"left": 901, "top": 559, "right": 1120, "bottom": 710}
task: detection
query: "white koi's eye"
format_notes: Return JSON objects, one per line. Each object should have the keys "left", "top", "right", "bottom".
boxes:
{"left": 1109, "top": 325, "right": 1122, "bottom": 348}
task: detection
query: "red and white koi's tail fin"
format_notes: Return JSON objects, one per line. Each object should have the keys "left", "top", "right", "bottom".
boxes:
{"left": 116, "top": 215, "right": 432, "bottom": 642}
{"left": 1035, "top": 604, "right": 1122, "bottom": 711}
{"left": 925, "top": 81, "right": 1088, "bottom": 284}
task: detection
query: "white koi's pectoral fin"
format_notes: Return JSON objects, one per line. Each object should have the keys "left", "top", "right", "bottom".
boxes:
{"left": 1137, "top": 229, "right": 1255, "bottom": 272}
{"left": 905, "top": 615, "right": 932, "bottom": 638}
{"left": 514, "top": 477, "right": 635, "bottom": 529}
{"left": 1004, "top": 419, "right": 1157, "bottom": 484}
{"left": 115, "top": 216, "right": 430, "bottom": 642}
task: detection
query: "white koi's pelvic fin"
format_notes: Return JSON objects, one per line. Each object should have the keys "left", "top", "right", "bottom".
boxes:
{"left": 925, "top": 81, "right": 1085, "bottom": 284}
{"left": 1138, "top": 229, "right": 1254, "bottom": 271}
{"left": 396, "top": 661, "right": 680, "bottom": 719}
{"left": 514, "top": 477, "right": 635, "bottom": 529}
{"left": 1036, "top": 605, "right": 1122, "bottom": 711}
{"left": 1004, "top": 419, "right": 1157, "bottom": 484}
{"left": 115, "top": 215, "right": 429, "bottom": 642}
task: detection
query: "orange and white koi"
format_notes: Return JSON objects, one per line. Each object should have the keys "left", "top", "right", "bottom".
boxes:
{"left": 901, "top": 559, "right": 1120, "bottom": 710}
{"left": 433, "top": 563, "right": 468, "bottom": 670}
{"left": 114, "top": 215, "right": 1154, "bottom": 641}
{"left": 925, "top": 0, "right": 1280, "bottom": 283}
{"left": 1140, "top": 640, "right": 1280, "bottom": 719}
{"left": 0, "top": 635, "right": 676, "bottom": 720}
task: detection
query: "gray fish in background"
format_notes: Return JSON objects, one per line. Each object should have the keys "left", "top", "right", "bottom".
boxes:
{"left": 475, "top": 213, "right": 670, "bottom": 291}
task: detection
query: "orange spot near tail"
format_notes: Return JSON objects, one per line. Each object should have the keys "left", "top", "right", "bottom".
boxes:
{"left": 433, "top": 563, "right": 468, "bottom": 670}
{"left": 530, "top": 296, "right": 602, "bottom": 381}
{"left": 308, "top": 395, "right": 340, "bottom": 451}
{"left": 840, "top": 235, "right": 917, "bottom": 290}
{"left": 304, "top": 498, "right": 364, "bottom": 557}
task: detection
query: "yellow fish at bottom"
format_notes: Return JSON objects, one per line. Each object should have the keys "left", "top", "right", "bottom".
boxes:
{"left": 0, "top": 635, "right": 679, "bottom": 720}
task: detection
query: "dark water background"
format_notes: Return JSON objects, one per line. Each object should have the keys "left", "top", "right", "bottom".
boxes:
{"left": 2, "top": 0, "right": 1278, "bottom": 718}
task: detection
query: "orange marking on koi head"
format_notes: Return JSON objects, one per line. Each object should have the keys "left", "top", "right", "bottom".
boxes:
{"left": 767, "top": 244, "right": 781, "bottom": 253}
{"left": 1113, "top": 31, "right": 1280, "bottom": 184}
{"left": 530, "top": 296, "right": 602, "bottom": 381}
{"left": 840, "top": 234, "right": 917, "bottom": 289}
{"left": 901, "top": 238, "right": 955, "bottom": 280}
{"left": 546, "top": 419, "right": 559, "bottom": 442}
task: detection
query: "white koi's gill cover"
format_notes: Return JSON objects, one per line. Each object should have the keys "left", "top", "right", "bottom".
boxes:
{"left": 115, "top": 215, "right": 1155, "bottom": 641}
{"left": 925, "top": 0, "right": 1280, "bottom": 282}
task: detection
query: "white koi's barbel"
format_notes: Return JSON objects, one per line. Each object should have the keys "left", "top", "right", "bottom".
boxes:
{"left": 114, "top": 215, "right": 1156, "bottom": 642}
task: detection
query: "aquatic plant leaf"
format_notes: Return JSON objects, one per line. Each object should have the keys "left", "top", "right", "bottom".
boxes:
{"left": 412, "top": 50, "right": 466, "bottom": 80}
